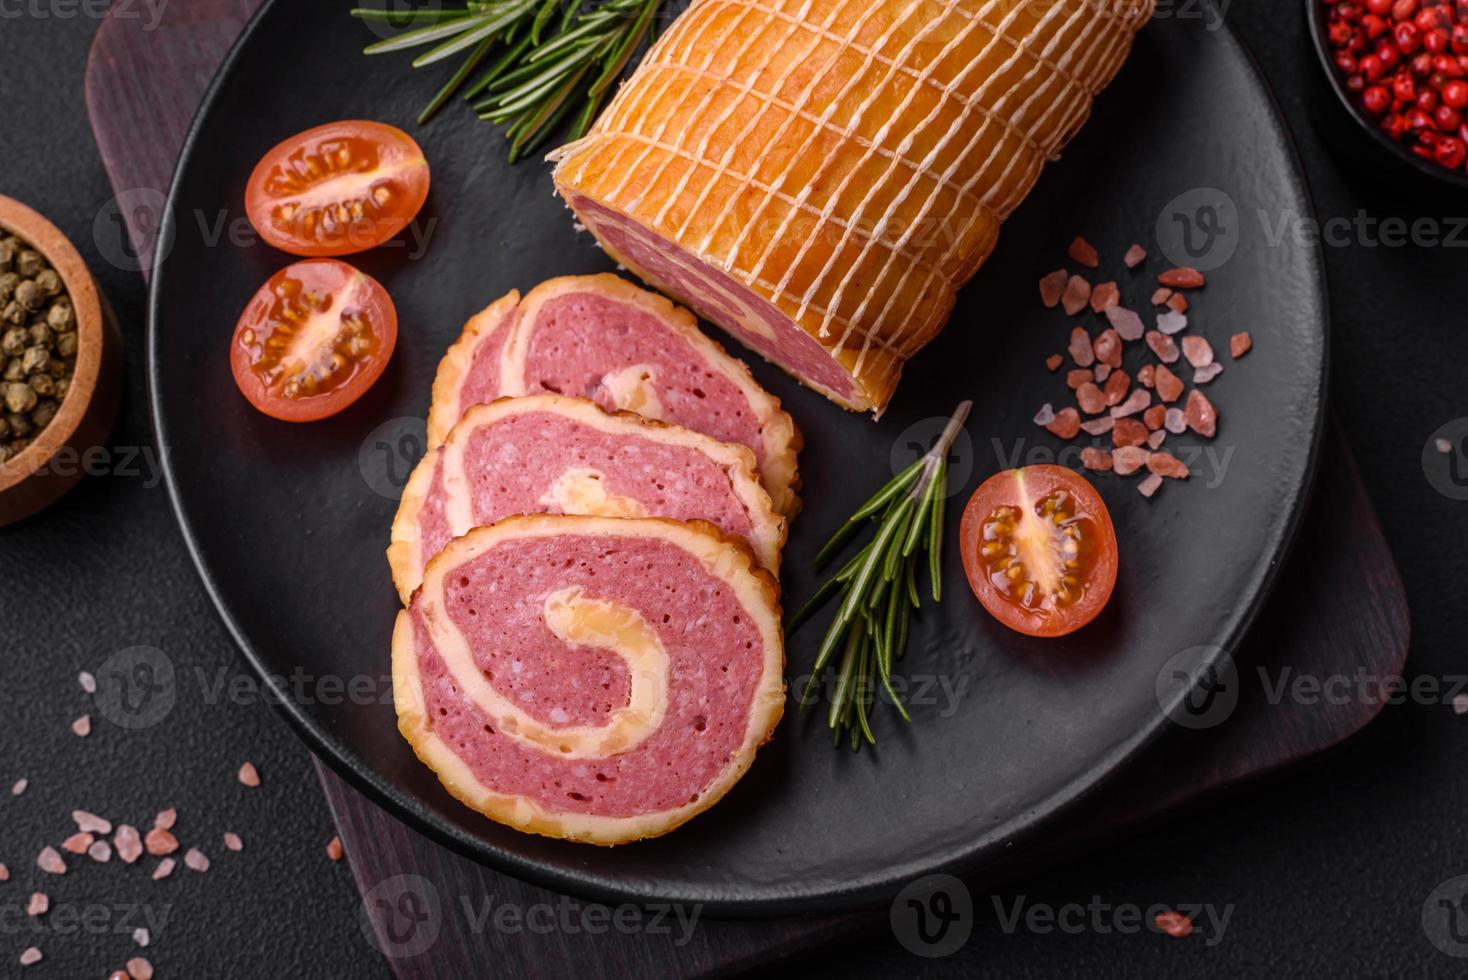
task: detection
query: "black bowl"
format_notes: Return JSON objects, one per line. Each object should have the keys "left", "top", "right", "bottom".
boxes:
{"left": 1305, "top": 0, "right": 1468, "bottom": 192}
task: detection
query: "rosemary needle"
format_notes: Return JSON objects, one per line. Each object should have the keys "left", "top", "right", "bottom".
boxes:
{"left": 790, "top": 401, "right": 972, "bottom": 750}
{"left": 352, "top": 0, "right": 665, "bottom": 160}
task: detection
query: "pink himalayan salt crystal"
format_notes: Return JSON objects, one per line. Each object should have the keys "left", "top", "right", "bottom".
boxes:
{"left": 1157, "top": 310, "right": 1188, "bottom": 335}
{"left": 133, "top": 927, "right": 150, "bottom": 948}
{"left": 88, "top": 840, "right": 113, "bottom": 863}
{"left": 73, "top": 810, "right": 112, "bottom": 834}
{"left": 326, "top": 836, "right": 344, "bottom": 862}
{"left": 0, "top": 864, "right": 8, "bottom": 881}
{"left": 1194, "top": 363, "right": 1224, "bottom": 384}
{"left": 184, "top": 848, "right": 210, "bottom": 873}
{"left": 36, "top": 847, "right": 65, "bottom": 875}
{"left": 1454, "top": 693, "right": 1468, "bottom": 715}
{"left": 223, "top": 832, "right": 243, "bottom": 852}
{"left": 154, "top": 808, "right": 177, "bottom": 830}
{"left": 12, "top": 778, "right": 27, "bottom": 796}
{"left": 19, "top": 947, "right": 42, "bottom": 967}
{"left": 1104, "top": 305, "right": 1145, "bottom": 342}
{"left": 1138, "top": 474, "right": 1164, "bottom": 498}
{"left": 127, "top": 957, "right": 154, "bottom": 979}
{"left": 61, "top": 832, "right": 93, "bottom": 855}
{"left": 27, "top": 893, "right": 47, "bottom": 916}
{"left": 238, "top": 762, "right": 261, "bottom": 788}
{"left": 151, "top": 858, "right": 176, "bottom": 881}
{"left": 115, "top": 825, "right": 143, "bottom": 864}
{"left": 71, "top": 715, "right": 91, "bottom": 737}
{"left": 79, "top": 671, "right": 97, "bottom": 694}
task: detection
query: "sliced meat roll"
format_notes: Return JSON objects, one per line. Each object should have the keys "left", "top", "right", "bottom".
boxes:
{"left": 389, "top": 394, "right": 785, "bottom": 602}
{"left": 427, "top": 274, "right": 801, "bottom": 517}
{"left": 393, "top": 514, "right": 785, "bottom": 845}
{"left": 551, "top": 0, "right": 1153, "bottom": 412}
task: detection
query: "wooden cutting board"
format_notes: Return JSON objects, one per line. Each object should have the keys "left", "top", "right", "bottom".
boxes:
{"left": 84, "top": 4, "right": 1410, "bottom": 975}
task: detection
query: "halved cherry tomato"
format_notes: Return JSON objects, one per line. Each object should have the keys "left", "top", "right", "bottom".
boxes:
{"left": 958, "top": 465, "right": 1118, "bottom": 638}
{"left": 245, "top": 120, "right": 430, "bottom": 257}
{"left": 230, "top": 259, "right": 397, "bottom": 423}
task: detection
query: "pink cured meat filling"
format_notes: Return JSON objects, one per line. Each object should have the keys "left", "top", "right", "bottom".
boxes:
{"left": 419, "top": 411, "right": 758, "bottom": 574}
{"left": 413, "top": 535, "right": 764, "bottom": 817}
{"left": 570, "top": 194, "right": 859, "bottom": 401}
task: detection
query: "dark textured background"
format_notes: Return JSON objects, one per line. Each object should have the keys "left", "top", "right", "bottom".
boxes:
{"left": 1, "top": 1, "right": 1465, "bottom": 976}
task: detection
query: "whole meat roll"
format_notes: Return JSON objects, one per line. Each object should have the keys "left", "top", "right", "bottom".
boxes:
{"left": 393, "top": 514, "right": 785, "bottom": 844}
{"left": 389, "top": 394, "right": 785, "bottom": 601}
{"left": 552, "top": 0, "right": 1154, "bottom": 411}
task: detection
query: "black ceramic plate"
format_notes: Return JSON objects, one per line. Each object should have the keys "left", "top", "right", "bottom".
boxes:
{"left": 150, "top": 2, "right": 1326, "bottom": 914}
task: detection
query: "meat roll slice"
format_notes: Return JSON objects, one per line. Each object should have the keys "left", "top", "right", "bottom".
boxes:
{"left": 389, "top": 394, "right": 785, "bottom": 602}
{"left": 427, "top": 274, "right": 801, "bottom": 517}
{"left": 393, "top": 514, "right": 785, "bottom": 844}
{"left": 551, "top": 0, "right": 1153, "bottom": 412}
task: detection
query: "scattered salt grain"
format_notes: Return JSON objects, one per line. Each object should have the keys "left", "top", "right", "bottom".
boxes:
{"left": 71, "top": 715, "right": 91, "bottom": 737}
{"left": 326, "top": 836, "right": 345, "bottom": 862}
{"left": 127, "top": 956, "right": 154, "bottom": 979}
{"left": 153, "top": 808, "right": 176, "bottom": 830}
{"left": 1156, "top": 311, "right": 1188, "bottom": 336}
{"left": 27, "top": 893, "right": 47, "bottom": 916}
{"left": 1193, "top": 363, "right": 1224, "bottom": 384}
{"left": 238, "top": 762, "right": 261, "bottom": 788}
{"left": 19, "top": 947, "right": 41, "bottom": 967}
{"left": 78, "top": 671, "right": 97, "bottom": 694}
{"left": 1104, "top": 305, "right": 1145, "bottom": 342}
{"left": 1146, "top": 331, "right": 1180, "bottom": 364}
{"left": 184, "top": 848, "right": 210, "bottom": 873}
{"left": 144, "top": 828, "right": 179, "bottom": 856}
{"left": 1033, "top": 403, "right": 1056, "bottom": 427}
{"left": 0, "top": 864, "right": 8, "bottom": 881}
{"left": 1068, "top": 326, "right": 1095, "bottom": 367}
{"left": 1067, "top": 236, "right": 1100, "bottom": 268}
{"left": 1138, "top": 474, "right": 1164, "bottom": 498}
{"left": 1181, "top": 335, "right": 1214, "bottom": 369}
{"left": 1158, "top": 267, "right": 1205, "bottom": 289}
{"left": 61, "top": 832, "right": 93, "bottom": 855}
{"left": 1039, "top": 269, "right": 1069, "bottom": 308}
{"left": 1155, "top": 910, "right": 1194, "bottom": 937}
{"left": 115, "top": 825, "right": 143, "bottom": 864}
{"left": 1124, "top": 243, "right": 1148, "bottom": 268}
{"left": 223, "top": 832, "right": 243, "bottom": 852}
{"left": 133, "top": 928, "right": 150, "bottom": 948}
{"left": 1061, "top": 275, "right": 1092, "bottom": 316}
{"left": 36, "top": 847, "right": 65, "bottom": 875}
{"left": 74, "top": 810, "right": 112, "bottom": 835}
{"left": 1147, "top": 430, "right": 1168, "bottom": 451}
{"left": 1437, "top": 438, "right": 1453, "bottom": 455}
{"left": 1109, "top": 389, "right": 1152, "bottom": 419}
{"left": 10, "top": 779, "right": 26, "bottom": 796}
{"left": 1455, "top": 693, "right": 1468, "bottom": 715}
{"left": 1230, "top": 332, "right": 1252, "bottom": 359}
{"left": 1079, "top": 416, "right": 1115, "bottom": 436}
{"left": 151, "top": 858, "right": 175, "bottom": 881}
{"left": 88, "top": 840, "right": 113, "bottom": 863}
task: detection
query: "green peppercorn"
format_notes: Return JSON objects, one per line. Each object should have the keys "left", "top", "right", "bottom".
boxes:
{"left": 20, "top": 346, "right": 47, "bottom": 376}
{"left": 14, "top": 279, "right": 42, "bottom": 312}
{"left": 14, "top": 250, "right": 43, "bottom": 278}
{"left": 1, "top": 327, "right": 24, "bottom": 356}
{"left": 47, "top": 299, "right": 73, "bottom": 332}
{"left": 55, "top": 331, "right": 77, "bottom": 358}
{"left": 6, "top": 412, "right": 32, "bottom": 438}
{"left": 28, "top": 322, "right": 51, "bottom": 347}
{"left": 47, "top": 356, "right": 65, "bottom": 378}
{"left": 0, "top": 273, "right": 16, "bottom": 304}
{"left": 2, "top": 357, "right": 22, "bottom": 383}
{"left": 55, "top": 376, "right": 70, "bottom": 402}
{"left": 1, "top": 302, "right": 23, "bottom": 327}
{"left": 4, "top": 381, "right": 37, "bottom": 414}
{"left": 0, "top": 415, "right": 8, "bottom": 439}
{"left": 30, "top": 399, "right": 57, "bottom": 431}
{"left": 0, "top": 241, "right": 13, "bottom": 274}
{"left": 34, "top": 269, "right": 61, "bottom": 297}
{"left": 28, "top": 373, "right": 54, "bottom": 398}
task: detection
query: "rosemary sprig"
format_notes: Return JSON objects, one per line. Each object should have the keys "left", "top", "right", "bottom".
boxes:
{"left": 351, "top": 0, "right": 665, "bottom": 162}
{"left": 789, "top": 401, "right": 972, "bottom": 751}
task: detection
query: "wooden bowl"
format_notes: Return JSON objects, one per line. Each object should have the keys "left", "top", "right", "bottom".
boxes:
{"left": 0, "top": 195, "right": 123, "bottom": 525}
